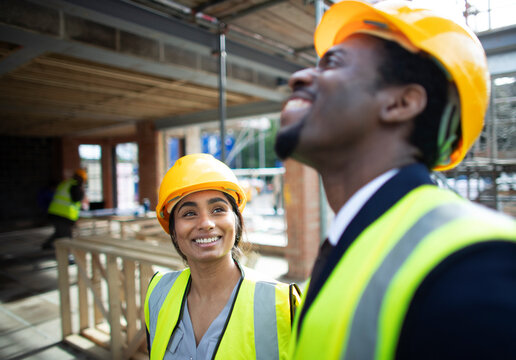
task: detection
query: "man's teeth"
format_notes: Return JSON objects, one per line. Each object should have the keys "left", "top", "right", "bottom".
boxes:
{"left": 195, "top": 237, "right": 219, "bottom": 244}
{"left": 284, "top": 99, "right": 311, "bottom": 111}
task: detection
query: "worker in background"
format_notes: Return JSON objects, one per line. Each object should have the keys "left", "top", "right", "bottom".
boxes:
{"left": 274, "top": 1, "right": 516, "bottom": 359}
{"left": 42, "top": 169, "right": 87, "bottom": 250}
{"left": 145, "top": 153, "right": 301, "bottom": 360}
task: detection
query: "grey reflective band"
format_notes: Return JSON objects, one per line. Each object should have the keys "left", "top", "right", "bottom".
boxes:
{"left": 343, "top": 203, "right": 467, "bottom": 360}
{"left": 254, "top": 281, "right": 279, "bottom": 360}
{"left": 147, "top": 272, "right": 181, "bottom": 347}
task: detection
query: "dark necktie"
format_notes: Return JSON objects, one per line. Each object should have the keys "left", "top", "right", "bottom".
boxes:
{"left": 308, "top": 238, "right": 334, "bottom": 294}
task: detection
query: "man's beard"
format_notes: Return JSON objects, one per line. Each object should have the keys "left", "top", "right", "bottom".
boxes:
{"left": 274, "top": 118, "right": 305, "bottom": 160}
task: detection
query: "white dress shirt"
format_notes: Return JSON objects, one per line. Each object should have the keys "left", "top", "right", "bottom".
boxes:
{"left": 327, "top": 169, "right": 399, "bottom": 246}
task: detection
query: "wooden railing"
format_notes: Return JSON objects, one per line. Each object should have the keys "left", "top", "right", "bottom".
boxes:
{"left": 55, "top": 235, "right": 184, "bottom": 359}
{"left": 76, "top": 214, "right": 163, "bottom": 241}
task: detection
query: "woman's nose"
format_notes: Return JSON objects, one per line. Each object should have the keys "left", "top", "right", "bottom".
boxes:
{"left": 288, "top": 67, "right": 317, "bottom": 91}
{"left": 198, "top": 212, "right": 215, "bottom": 230}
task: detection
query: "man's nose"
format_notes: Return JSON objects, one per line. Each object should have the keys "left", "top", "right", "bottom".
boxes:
{"left": 288, "top": 67, "right": 317, "bottom": 90}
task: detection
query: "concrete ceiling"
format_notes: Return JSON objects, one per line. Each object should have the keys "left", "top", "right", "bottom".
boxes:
{"left": 0, "top": 0, "right": 320, "bottom": 138}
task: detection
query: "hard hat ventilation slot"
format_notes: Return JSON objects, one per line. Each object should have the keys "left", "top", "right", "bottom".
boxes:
{"left": 363, "top": 20, "right": 388, "bottom": 29}
{"left": 436, "top": 85, "right": 461, "bottom": 167}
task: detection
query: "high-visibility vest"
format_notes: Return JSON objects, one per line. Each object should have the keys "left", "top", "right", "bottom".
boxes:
{"left": 290, "top": 185, "right": 516, "bottom": 360}
{"left": 145, "top": 266, "right": 300, "bottom": 360}
{"left": 48, "top": 179, "right": 81, "bottom": 221}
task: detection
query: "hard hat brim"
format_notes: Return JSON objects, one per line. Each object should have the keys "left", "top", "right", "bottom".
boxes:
{"left": 157, "top": 181, "right": 247, "bottom": 234}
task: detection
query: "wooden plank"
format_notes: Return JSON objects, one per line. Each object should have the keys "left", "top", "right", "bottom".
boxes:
{"left": 91, "top": 253, "right": 104, "bottom": 325}
{"left": 82, "top": 326, "right": 111, "bottom": 347}
{"left": 55, "top": 242, "right": 72, "bottom": 338}
{"left": 76, "top": 236, "right": 184, "bottom": 267}
{"left": 74, "top": 249, "right": 90, "bottom": 331}
{"left": 139, "top": 262, "right": 155, "bottom": 322}
{"left": 64, "top": 334, "right": 111, "bottom": 359}
{"left": 74, "top": 252, "right": 110, "bottom": 321}
{"left": 9, "top": 70, "right": 222, "bottom": 107}
{"left": 123, "top": 260, "right": 137, "bottom": 343}
{"left": 106, "top": 254, "right": 123, "bottom": 359}
{"left": 31, "top": 54, "right": 256, "bottom": 102}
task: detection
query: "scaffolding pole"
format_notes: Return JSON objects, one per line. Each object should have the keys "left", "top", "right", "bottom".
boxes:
{"left": 218, "top": 29, "right": 227, "bottom": 162}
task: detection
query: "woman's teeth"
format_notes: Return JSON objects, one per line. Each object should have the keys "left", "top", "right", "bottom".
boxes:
{"left": 194, "top": 237, "right": 219, "bottom": 244}
{"left": 284, "top": 99, "right": 311, "bottom": 111}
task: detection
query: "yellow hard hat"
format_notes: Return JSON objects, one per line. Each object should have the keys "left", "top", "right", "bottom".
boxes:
{"left": 156, "top": 153, "right": 247, "bottom": 234}
{"left": 75, "top": 168, "right": 87, "bottom": 181}
{"left": 314, "top": 0, "right": 490, "bottom": 171}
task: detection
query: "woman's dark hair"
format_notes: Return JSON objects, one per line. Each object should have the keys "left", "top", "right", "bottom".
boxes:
{"left": 375, "top": 38, "right": 452, "bottom": 168}
{"left": 168, "top": 192, "right": 245, "bottom": 263}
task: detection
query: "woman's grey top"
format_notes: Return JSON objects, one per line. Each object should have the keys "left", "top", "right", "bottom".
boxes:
{"left": 164, "top": 281, "right": 239, "bottom": 360}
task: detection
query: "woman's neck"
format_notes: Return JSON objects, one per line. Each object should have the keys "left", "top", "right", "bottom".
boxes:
{"left": 188, "top": 256, "right": 241, "bottom": 300}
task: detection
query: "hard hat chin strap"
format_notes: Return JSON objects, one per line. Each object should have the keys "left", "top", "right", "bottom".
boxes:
{"left": 436, "top": 84, "right": 461, "bottom": 167}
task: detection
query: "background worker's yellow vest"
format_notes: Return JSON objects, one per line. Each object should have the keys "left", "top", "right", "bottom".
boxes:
{"left": 290, "top": 185, "right": 516, "bottom": 360}
{"left": 145, "top": 266, "right": 295, "bottom": 360}
{"left": 48, "top": 179, "right": 81, "bottom": 221}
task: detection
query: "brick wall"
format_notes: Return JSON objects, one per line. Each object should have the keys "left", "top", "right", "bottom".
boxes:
{"left": 137, "top": 121, "right": 161, "bottom": 210}
{"left": 283, "top": 159, "right": 321, "bottom": 280}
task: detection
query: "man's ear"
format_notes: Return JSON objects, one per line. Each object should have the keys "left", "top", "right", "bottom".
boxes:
{"left": 379, "top": 84, "right": 427, "bottom": 123}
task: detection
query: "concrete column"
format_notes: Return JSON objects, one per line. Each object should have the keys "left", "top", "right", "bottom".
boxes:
{"left": 101, "top": 142, "right": 114, "bottom": 209}
{"left": 283, "top": 159, "right": 321, "bottom": 280}
{"left": 185, "top": 126, "right": 202, "bottom": 154}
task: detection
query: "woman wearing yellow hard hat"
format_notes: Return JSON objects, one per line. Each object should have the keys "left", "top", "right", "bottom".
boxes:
{"left": 145, "top": 153, "right": 300, "bottom": 360}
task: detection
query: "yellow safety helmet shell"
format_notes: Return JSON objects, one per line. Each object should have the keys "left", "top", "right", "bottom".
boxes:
{"left": 314, "top": 0, "right": 490, "bottom": 171}
{"left": 156, "top": 153, "right": 247, "bottom": 234}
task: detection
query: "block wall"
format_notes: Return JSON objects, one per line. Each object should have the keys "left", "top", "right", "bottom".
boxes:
{"left": 0, "top": 136, "right": 60, "bottom": 229}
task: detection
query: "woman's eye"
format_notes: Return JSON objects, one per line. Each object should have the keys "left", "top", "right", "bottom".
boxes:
{"left": 212, "top": 207, "right": 226, "bottom": 213}
{"left": 182, "top": 210, "right": 196, "bottom": 217}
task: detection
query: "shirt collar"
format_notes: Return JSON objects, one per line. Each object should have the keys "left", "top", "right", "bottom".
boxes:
{"left": 328, "top": 168, "right": 399, "bottom": 246}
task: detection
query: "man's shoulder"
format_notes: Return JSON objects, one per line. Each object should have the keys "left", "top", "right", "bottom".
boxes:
{"left": 398, "top": 240, "right": 516, "bottom": 359}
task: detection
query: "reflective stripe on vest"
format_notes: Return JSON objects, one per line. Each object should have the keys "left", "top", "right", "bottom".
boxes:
{"left": 48, "top": 179, "right": 81, "bottom": 220}
{"left": 290, "top": 185, "right": 516, "bottom": 360}
{"left": 145, "top": 267, "right": 292, "bottom": 360}
{"left": 145, "top": 271, "right": 184, "bottom": 356}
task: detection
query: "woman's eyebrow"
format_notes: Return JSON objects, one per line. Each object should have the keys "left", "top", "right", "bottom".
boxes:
{"left": 208, "top": 197, "right": 229, "bottom": 205}
{"left": 177, "top": 201, "right": 196, "bottom": 212}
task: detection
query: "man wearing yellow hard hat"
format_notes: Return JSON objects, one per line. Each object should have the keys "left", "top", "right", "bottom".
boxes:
{"left": 42, "top": 168, "right": 87, "bottom": 250}
{"left": 274, "top": 1, "right": 516, "bottom": 359}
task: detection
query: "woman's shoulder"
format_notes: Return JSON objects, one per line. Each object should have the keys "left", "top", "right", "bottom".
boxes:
{"left": 151, "top": 268, "right": 189, "bottom": 286}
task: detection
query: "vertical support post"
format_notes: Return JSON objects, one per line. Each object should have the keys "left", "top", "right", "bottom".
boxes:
{"left": 75, "top": 250, "right": 89, "bottom": 331}
{"left": 487, "top": 0, "right": 491, "bottom": 30}
{"left": 218, "top": 27, "right": 227, "bottom": 162}
{"left": 91, "top": 253, "right": 103, "bottom": 325}
{"left": 489, "top": 77, "right": 499, "bottom": 210}
{"left": 56, "top": 243, "right": 72, "bottom": 338}
{"left": 124, "top": 260, "right": 137, "bottom": 343}
{"left": 315, "top": 0, "right": 324, "bottom": 25}
{"left": 107, "top": 255, "right": 122, "bottom": 359}
{"left": 259, "top": 131, "right": 265, "bottom": 168}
